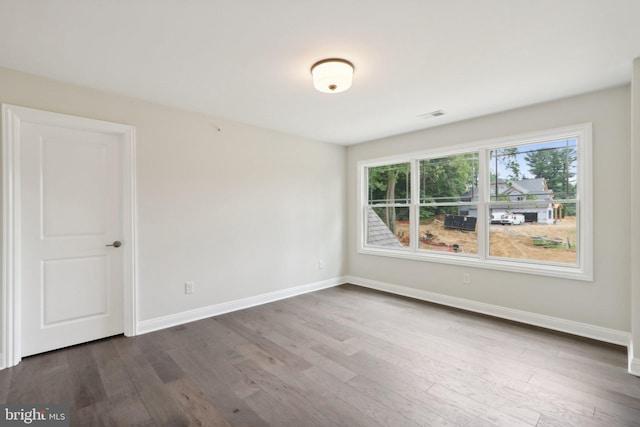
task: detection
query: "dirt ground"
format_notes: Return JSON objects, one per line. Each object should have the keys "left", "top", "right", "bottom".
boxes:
{"left": 394, "top": 217, "right": 577, "bottom": 264}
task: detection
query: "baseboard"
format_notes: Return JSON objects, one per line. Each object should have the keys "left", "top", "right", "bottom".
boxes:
{"left": 345, "top": 275, "right": 630, "bottom": 347}
{"left": 137, "top": 277, "right": 345, "bottom": 335}
{"left": 136, "top": 274, "right": 630, "bottom": 349}
{"left": 629, "top": 343, "right": 640, "bottom": 376}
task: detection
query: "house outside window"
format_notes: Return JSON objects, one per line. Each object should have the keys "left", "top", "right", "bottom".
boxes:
{"left": 358, "top": 124, "right": 592, "bottom": 280}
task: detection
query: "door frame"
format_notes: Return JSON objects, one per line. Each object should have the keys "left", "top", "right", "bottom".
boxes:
{"left": 2, "top": 104, "right": 138, "bottom": 369}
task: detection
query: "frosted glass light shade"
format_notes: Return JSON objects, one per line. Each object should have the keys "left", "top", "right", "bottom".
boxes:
{"left": 311, "top": 59, "right": 354, "bottom": 93}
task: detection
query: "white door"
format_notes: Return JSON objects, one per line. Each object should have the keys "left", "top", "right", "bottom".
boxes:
{"left": 19, "top": 118, "right": 126, "bottom": 357}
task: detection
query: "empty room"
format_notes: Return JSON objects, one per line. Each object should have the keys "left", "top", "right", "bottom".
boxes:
{"left": 2, "top": 1, "right": 640, "bottom": 426}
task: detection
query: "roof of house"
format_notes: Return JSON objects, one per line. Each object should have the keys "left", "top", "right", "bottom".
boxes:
{"left": 462, "top": 178, "right": 553, "bottom": 201}
{"left": 515, "top": 178, "right": 550, "bottom": 194}
{"left": 366, "top": 207, "right": 404, "bottom": 248}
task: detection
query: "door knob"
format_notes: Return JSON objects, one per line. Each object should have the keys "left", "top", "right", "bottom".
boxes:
{"left": 105, "top": 241, "right": 122, "bottom": 248}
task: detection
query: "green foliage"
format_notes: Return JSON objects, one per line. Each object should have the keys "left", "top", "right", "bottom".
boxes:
{"left": 525, "top": 146, "right": 576, "bottom": 199}
{"left": 494, "top": 147, "right": 521, "bottom": 182}
{"left": 419, "top": 154, "right": 478, "bottom": 204}
{"left": 367, "top": 163, "right": 410, "bottom": 204}
{"left": 368, "top": 163, "right": 410, "bottom": 232}
{"left": 368, "top": 156, "right": 477, "bottom": 225}
{"left": 417, "top": 154, "right": 477, "bottom": 220}
{"left": 420, "top": 205, "right": 460, "bottom": 221}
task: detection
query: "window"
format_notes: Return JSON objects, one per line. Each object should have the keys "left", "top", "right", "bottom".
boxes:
{"left": 489, "top": 138, "right": 578, "bottom": 265}
{"left": 418, "top": 153, "right": 478, "bottom": 254}
{"left": 358, "top": 124, "right": 592, "bottom": 280}
{"left": 366, "top": 162, "right": 411, "bottom": 248}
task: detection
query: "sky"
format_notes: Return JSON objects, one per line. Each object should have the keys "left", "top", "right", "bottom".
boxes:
{"left": 491, "top": 138, "right": 578, "bottom": 181}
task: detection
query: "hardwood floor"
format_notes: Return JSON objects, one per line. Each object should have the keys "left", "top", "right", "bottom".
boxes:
{"left": 2, "top": 284, "right": 640, "bottom": 426}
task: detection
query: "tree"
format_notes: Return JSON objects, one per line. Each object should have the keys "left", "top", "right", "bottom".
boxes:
{"left": 368, "top": 163, "right": 410, "bottom": 232}
{"left": 524, "top": 146, "right": 576, "bottom": 199}
{"left": 494, "top": 147, "right": 521, "bottom": 181}
{"left": 420, "top": 154, "right": 477, "bottom": 219}
{"left": 368, "top": 155, "right": 477, "bottom": 229}
{"left": 490, "top": 148, "right": 523, "bottom": 200}
{"left": 525, "top": 145, "right": 577, "bottom": 216}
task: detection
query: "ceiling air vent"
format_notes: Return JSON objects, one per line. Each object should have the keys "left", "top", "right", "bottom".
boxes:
{"left": 418, "top": 110, "right": 445, "bottom": 120}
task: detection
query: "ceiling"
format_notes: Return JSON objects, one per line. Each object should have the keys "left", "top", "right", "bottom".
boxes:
{"left": 1, "top": 1, "right": 640, "bottom": 145}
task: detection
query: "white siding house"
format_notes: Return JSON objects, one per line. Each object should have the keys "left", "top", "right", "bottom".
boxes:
{"left": 461, "top": 178, "right": 557, "bottom": 224}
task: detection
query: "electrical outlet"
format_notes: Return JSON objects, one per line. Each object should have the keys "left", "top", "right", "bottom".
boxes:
{"left": 185, "top": 281, "right": 195, "bottom": 294}
{"left": 318, "top": 260, "right": 325, "bottom": 270}
{"left": 463, "top": 273, "right": 471, "bottom": 284}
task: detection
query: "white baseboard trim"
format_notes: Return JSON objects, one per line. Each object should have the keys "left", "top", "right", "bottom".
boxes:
{"left": 137, "top": 277, "right": 345, "bottom": 335}
{"left": 136, "top": 274, "right": 630, "bottom": 351}
{"left": 629, "top": 343, "right": 640, "bottom": 376}
{"left": 345, "top": 276, "right": 630, "bottom": 347}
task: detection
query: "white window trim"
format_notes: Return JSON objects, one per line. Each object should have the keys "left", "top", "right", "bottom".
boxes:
{"left": 357, "top": 123, "right": 593, "bottom": 281}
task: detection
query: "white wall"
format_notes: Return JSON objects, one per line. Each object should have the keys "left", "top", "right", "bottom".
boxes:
{"left": 347, "top": 86, "right": 631, "bottom": 333}
{"left": 0, "top": 67, "right": 346, "bottom": 324}
{"left": 631, "top": 58, "right": 640, "bottom": 374}
{"left": 0, "top": 66, "right": 635, "bottom": 362}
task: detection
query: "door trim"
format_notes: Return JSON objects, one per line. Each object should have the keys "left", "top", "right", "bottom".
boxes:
{"left": 1, "top": 104, "right": 138, "bottom": 369}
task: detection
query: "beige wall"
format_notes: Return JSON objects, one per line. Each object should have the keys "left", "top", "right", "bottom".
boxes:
{"left": 0, "top": 67, "right": 347, "bottom": 322}
{"left": 347, "top": 86, "right": 631, "bottom": 332}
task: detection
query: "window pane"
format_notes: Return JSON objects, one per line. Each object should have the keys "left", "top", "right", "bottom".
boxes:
{"left": 367, "top": 206, "right": 410, "bottom": 248}
{"left": 490, "top": 139, "right": 577, "bottom": 201}
{"left": 418, "top": 207, "right": 477, "bottom": 254}
{"left": 367, "top": 163, "right": 410, "bottom": 205}
{"left": 420, "top": 153, "right": 478, "bottom": 204}
{"left": 489, "top": 203, "right": 577, "bottom": 264}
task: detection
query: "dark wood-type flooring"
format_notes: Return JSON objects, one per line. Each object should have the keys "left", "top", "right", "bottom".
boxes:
{"left": 2, "top": 284, "right": 640, "bottom": 426}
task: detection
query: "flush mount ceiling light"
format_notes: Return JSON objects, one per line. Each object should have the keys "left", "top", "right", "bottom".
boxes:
{"left": 311, "top": 58, "right": 354, "bottom": 93}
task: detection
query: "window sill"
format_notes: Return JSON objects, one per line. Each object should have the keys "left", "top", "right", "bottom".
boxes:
{"left": 357, "top": 246, "right": 592, "bottom": 281}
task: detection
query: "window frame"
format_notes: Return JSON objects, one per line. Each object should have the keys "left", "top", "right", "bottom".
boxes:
{"left": 357, "top": 123, "right": 593, "bottom": 281}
